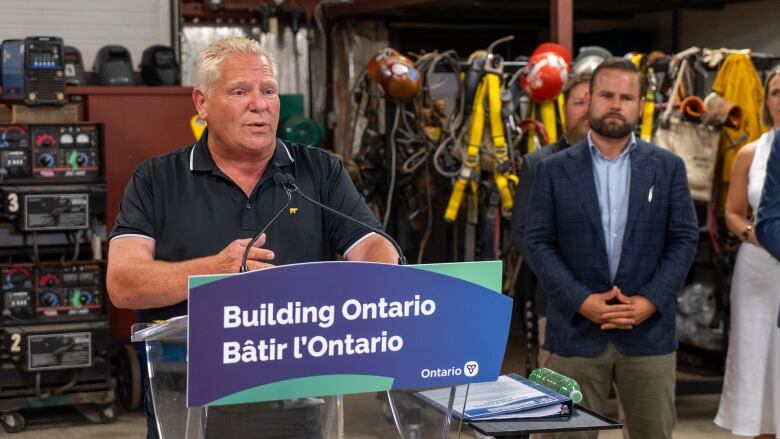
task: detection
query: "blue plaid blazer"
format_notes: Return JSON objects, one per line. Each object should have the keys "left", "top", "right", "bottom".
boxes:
{"left": 757, "top": 129, "right": 780, "bottom": 260}
{"left": 525, "top": 139, "right": 698, "bottom": 357}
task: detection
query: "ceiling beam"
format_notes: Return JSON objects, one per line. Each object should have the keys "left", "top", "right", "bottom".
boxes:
{"left": 319, "top": 0, "right": 741, "bottom": 22}
{"left": 325, "top": 0, "right": 441, "bottom": 18}
{"left": 551, "top": 0, "right": 573, "bottom": 53}
{"left": 388, "top": 21, "right": 542, "bottom": 30}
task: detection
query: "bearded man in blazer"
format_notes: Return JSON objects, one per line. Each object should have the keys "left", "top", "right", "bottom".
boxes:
{"left": 525, "top": 58, "right": 698, "bottom": 439}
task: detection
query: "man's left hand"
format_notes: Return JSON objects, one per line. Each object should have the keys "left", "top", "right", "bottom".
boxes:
{"left": 600, "top": 290, "right": 657, "bottom": 330}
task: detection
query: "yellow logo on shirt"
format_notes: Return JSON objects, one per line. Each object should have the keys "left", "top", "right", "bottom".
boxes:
{"left": 289, "top": 207, "right": 299, "bottom": 214}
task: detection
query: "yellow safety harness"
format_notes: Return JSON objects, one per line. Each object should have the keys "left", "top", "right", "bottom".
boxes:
{"left": 630, "top": 53, "right": 657, "bottom": 141}
{"left": 445, "top": 54, "right": 518, "bottom": 222}
{"left": 524, "top": 87, "right": 564, "bottom": 155}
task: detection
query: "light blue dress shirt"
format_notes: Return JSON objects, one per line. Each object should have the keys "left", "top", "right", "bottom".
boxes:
{"left": 588, "top": 132, "right": 637, "bottom": 282}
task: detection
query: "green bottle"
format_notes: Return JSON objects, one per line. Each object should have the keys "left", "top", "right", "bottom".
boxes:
{"left": 528, "top": 368, "right": 583, "bottom": 403}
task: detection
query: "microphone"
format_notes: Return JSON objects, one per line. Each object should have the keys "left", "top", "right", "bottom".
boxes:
{"left": 279, "top": 173, "right": 407, "bottom": 265}
{"left": 239, "top": 173, "right": 292, "bottom": 273}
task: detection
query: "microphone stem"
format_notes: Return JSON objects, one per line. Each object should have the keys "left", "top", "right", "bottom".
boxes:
{"left": 291, "top": 186, "right": 407, "bottom": 265}
{"left": 240, "top": 190, "right": 292, "bottom": 273}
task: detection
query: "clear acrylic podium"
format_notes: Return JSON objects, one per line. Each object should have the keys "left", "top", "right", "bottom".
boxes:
{"left": 131, "top": 316, "right": 464, "bottom": 439}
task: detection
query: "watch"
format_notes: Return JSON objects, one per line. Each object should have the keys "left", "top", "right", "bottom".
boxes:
{"left": 742, "top": 224, "right": 754, "bottom": 241}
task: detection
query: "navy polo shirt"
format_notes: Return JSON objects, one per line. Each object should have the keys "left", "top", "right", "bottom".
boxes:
{"left": 110, "top": 130, "right": 380, "bottom": 321}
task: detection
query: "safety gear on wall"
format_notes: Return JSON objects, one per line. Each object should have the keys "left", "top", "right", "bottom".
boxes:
{"left": 368, "top": 48, "right": 422, "bottom": 102}
{"left": 572, "top": 46, "right": 612, "bottom": 75}
{"left": 521, "top": 51, "right": 569, "bottom": 102}
{"left": 532, "top": 42, "right": 572, "bottom": 65}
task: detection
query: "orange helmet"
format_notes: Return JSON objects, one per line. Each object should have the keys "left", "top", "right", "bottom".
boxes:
{"left": 521, "top": 52, "right": 569, "bottom": 102}
{"left": 367, "top": 48, "right": 422, "bottom": 102}
{"left": 367, "top": 48, "right": 399, "bottom": 81}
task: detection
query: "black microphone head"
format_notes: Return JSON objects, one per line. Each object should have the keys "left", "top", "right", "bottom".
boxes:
{"left": 273, "top": 172, "right": 287, "bottom": 186}
{"left": 281, "top": 173, "right": 298, "bottom": 191}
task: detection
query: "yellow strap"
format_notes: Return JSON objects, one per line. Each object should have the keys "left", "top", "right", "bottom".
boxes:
{"left": 630, "top": 53, "right": 643, "bottom": 67}
{"left": 557, "top": 93, "right": 566, "bottom": 131}
{"left": 540, "top": 100, "right": 557, "bottom": 144}
{"left": 487, "top": 74, "right": 506, "bottom": 151}
{"left": 632, "top": 54, "right": 655, "bottom": 141}
{"left": 640, "top": 95, "right": 655, "bottom": 141}
{"left": 486, "top": 73, "right": 516, "bottom": 210}
{"left": 467, "top": 79, "right": 488, "bottom": 161}
{"left": 444, "top": 177, "right": 469, "bottom": 222}
{"left": 494, "top": 173, "right": 514, "bottom": 210}
{"left": 527, "top": 105, "right": 537, "bottom": 153}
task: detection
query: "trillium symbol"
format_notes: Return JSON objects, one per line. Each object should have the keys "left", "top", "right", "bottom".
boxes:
{"left": 464, "top": 361, "right": 479, "bottom": 377}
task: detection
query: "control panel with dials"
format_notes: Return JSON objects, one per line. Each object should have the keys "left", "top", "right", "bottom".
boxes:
{"left": 0, "top": 123, "right": 103, "bottom": 183}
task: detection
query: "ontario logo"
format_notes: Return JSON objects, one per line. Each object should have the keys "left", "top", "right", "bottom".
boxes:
{"left": 420, "top": 360, "right": 479, "bottom": 378}
{"left": 463, "top": 360, "right": 479, "bottom": 377}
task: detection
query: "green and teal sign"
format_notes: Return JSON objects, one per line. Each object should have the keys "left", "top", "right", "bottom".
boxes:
{"left": 187, "top": 261, "right": 511, "bottom": 407}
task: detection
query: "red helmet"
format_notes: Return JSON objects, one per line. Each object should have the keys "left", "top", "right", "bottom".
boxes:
{"left": 531, "top": 42, "right": 572, "bottom": 65}
{"left": 521, "top": 52, "right": 570, "bottom": 102}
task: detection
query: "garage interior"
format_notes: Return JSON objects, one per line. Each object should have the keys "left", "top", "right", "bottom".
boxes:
{"left": 0, "top": 0, "right": 778, "bottom": 437}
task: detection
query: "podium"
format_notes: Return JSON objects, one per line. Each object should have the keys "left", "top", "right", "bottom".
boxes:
{"left": 132, "top": 316, "right": 468, "bottom": 438}
{"left": 131, "top": 261, "right": 513, "bottom": 438}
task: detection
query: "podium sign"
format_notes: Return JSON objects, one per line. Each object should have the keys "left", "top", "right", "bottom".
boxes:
{"left": 187, "top": 261, "right": 511, "bottom": 407}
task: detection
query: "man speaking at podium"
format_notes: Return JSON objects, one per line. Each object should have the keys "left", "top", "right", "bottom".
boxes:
{"left": 106, "top": 37, "right": 398, "bottom": 438}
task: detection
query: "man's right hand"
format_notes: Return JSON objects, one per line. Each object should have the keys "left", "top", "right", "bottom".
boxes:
{"left": 107, "top": 234, "right": 277, "bottom": 309}
{"left": 214, "top": 234, "right": 275, "bottom": 273}
{"left": 578, "top": 286, "right": 636, "bottom": 329}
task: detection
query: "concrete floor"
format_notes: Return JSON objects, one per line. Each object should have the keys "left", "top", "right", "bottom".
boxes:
{"left": 2, "top": 394, "right": 740, "bottom": 438}
{"left": 3, "top": 406, "right": 146, "bottom": 438}
{"left": 599, "top": 394, "right": 736, "bottom": 439}
{"left": 3, "top": 331, "right": 744, "bottom": 438}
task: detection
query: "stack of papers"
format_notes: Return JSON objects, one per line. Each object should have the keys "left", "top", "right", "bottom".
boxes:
{"left": 416, "top": 373, "right": 573, "bottom": 421}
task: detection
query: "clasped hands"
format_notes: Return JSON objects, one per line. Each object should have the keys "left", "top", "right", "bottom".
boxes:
{"left": 578, "top": 286, "right": 656, "bottom": 330}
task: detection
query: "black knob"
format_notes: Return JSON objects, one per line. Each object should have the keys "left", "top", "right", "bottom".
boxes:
{"left": 39, "top": 154, "right": 55, "bottom": 167}
{"left": 76, "top": 153, "right": 89, "bottom": 166}
{"left": 79, "top": 291, "right": 94, "bottom": 305}
{"left": 42, "top": 291, "right": 59, "bottom": 306}
{"left": 10, "top": 272, "right": 27, "bottom": 285}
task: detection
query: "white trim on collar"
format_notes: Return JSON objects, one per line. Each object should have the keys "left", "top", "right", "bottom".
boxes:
{"left": 189, "top": 144, "right": 195, "bottom": 171}
{"left": 281, "top": 140, "right": 293, "bottom": 162}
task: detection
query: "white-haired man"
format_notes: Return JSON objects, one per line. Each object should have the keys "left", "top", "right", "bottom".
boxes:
{"left": 107, "top": 37, "right": 398, "bottom": 438}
